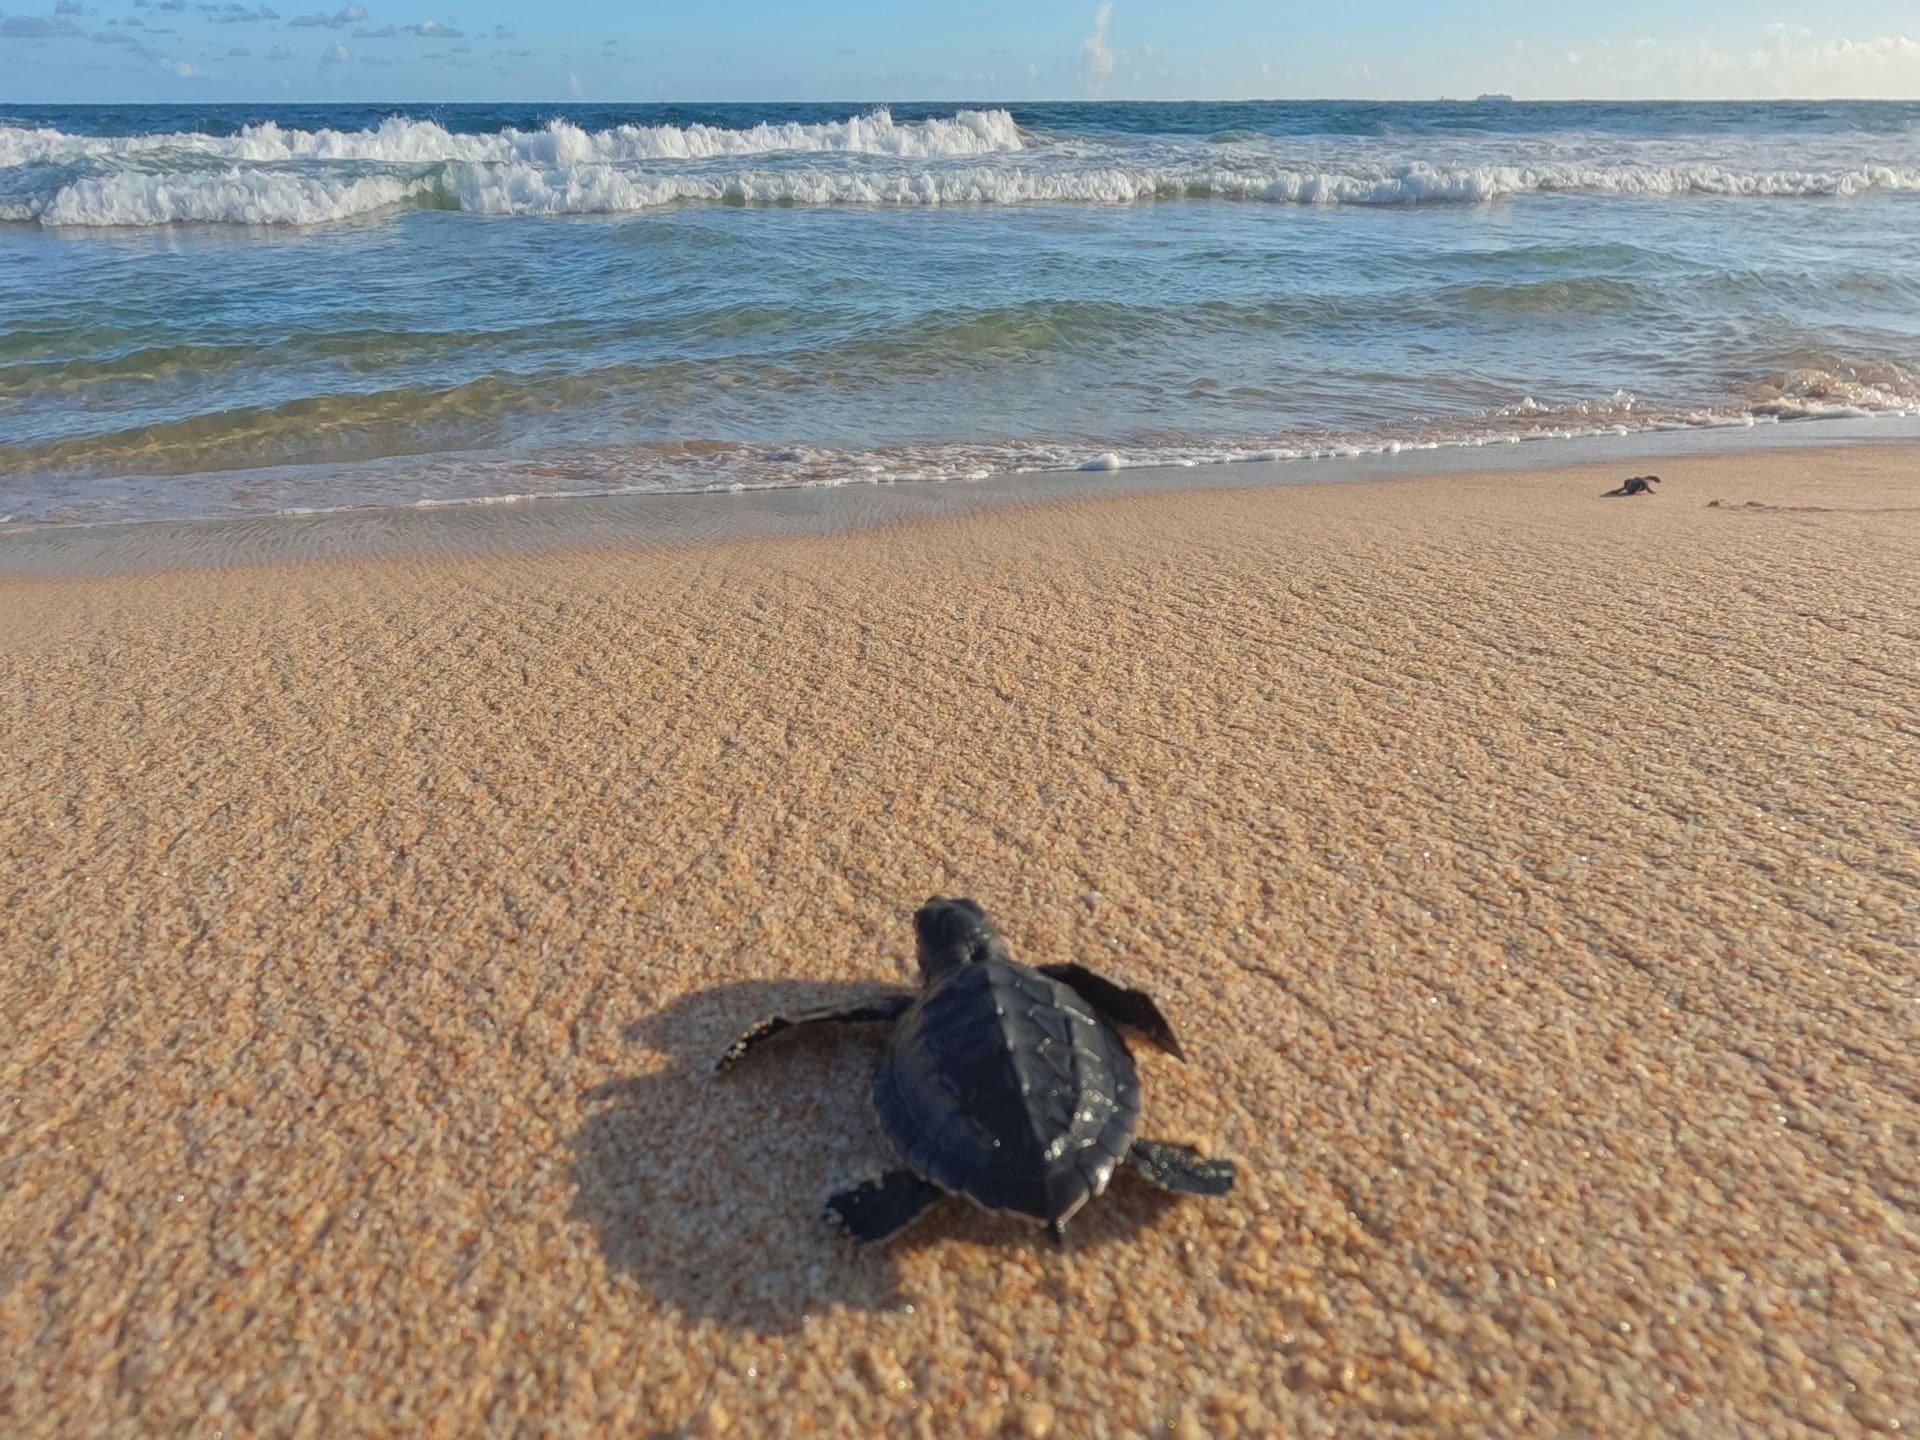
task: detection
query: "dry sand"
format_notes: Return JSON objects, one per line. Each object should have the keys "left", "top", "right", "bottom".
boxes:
{"left": 2, "top": 444, "right": 1917, "bottom": 1438}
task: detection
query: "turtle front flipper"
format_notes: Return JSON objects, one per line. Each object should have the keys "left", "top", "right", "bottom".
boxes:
{"left": 715, "top": 992, "right": 914, "bottom": 1072}
{"left": 825, "top": 1171, "right": 945, "bottom": 1244}
{"left": 1036, "top": 963, "right": 1186, "bottom": 1060}
{"left": 1126, "top": 1139, "right": 1236, "bottom": 1196}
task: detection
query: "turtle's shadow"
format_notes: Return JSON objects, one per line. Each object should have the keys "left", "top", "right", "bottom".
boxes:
{"left": 569, "top": 978, "right": 1183, "bottom": 1335}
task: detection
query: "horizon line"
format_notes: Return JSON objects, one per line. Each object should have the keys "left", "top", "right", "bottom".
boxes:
{"left": 9, "top": 94, "right": 1918, "bottom": 107}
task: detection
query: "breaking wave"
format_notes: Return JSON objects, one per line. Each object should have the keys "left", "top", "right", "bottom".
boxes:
{"left": 444, "top": 159, "right": 1920, "bottom": 218}
{"left": 36, "top": 171, "right": 445, "bottom": 228}
{"left": 6, "top": 107, "right": 1920, "bottom": 226}
{"left": 0, "top": 108, "right": 1025, "bottom": 168}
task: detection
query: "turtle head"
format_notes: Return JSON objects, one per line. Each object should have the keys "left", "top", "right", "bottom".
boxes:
{"left": 913, "top": 896, "right": 1006, "bottom": 982}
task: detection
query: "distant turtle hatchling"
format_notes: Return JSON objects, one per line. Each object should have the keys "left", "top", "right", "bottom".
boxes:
{"left": 1604, "top": 474, "right": 1660, "bottom": 497}
{"left": 717, "top": 896, "right": 1236, "bottom": 1243}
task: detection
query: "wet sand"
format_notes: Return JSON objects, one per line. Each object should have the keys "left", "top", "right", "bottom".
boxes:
{"left": 3, "top": 445, "right": 1917, "bottom": 1437}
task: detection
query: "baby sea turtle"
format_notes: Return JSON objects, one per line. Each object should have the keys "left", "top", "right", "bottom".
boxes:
{"left": 717, "top": 896, "right": 1236, "bottom": 1244}
{"left": 1604, "top": 474, "right": 1660, "bottom": 497}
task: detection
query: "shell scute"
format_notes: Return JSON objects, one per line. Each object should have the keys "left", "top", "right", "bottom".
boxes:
{"left": 874, "top": 957, "right": 1142, "bottom": 1227}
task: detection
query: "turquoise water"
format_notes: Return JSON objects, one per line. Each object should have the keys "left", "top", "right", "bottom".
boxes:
{"left": 3, "top": 100, "right": 1919, "bottom": 525}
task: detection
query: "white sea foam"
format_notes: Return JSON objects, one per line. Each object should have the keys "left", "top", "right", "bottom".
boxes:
{"left": 7, "top": 109, "right": 1920, "bottom": 226}
{"left": 37, "top": 169, "right": 440, "bottom": 227}
{"left": 23, "top": 157, "right": 1920, "bottom": 227}
{"left": 439, "top": 157, "right": 1920, "bottom": 219}
{"left": 0, "top": 108, "right": 1024, "bottom": 169}
{"left": 1746, "top": 363, "right": 1920, "bottom": 419}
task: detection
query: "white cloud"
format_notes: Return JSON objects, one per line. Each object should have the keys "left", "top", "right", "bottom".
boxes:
{"left": 161, "top": 56, "right": 193, "bottom": 75}
{"left": 567, "top": 70, "right": 582, "bottom": 97}
{"left": 319, "top": 39, "right": 348, "bottom": 63}
{"left": 290, "top": 2, "right": 361, "bottom": 27}
{"left": 1081, "top": 2, "right": 1113, "bottom": 94}
{"left": 1, "top": 13, "right": 83, "bottom": 36}
{"left": 352, "top": 16, "right": 461, "bottom": 38}
{"left": 1537, "top": 28, "right": 1920, "bottom": 98}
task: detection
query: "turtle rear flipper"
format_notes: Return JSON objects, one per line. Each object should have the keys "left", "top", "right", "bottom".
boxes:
{"left": 825, "top": 1171, "right": 945, "bottom": 1244}
{"left": 715, "top": 992, "right": 914, "bottom": 1071}
{"left": 1126, "top": 1139, "right": 1235, "bottom": 1196}
{"left": 1037, "top": 962, "right": 1186, "bottom": 1060}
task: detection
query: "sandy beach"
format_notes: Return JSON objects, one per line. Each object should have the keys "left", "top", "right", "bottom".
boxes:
{"left": 3, "top": 443, "right": 1917, "bottom": 1437}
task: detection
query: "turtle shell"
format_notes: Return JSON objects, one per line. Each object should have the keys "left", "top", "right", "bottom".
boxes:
{"left": 872, "top": 956, "right": 1141, "bottom": 1228}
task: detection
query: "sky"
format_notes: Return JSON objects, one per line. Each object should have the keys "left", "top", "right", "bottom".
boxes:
{"left": 2, "top": 0, "right": 1919, "bottom": 105}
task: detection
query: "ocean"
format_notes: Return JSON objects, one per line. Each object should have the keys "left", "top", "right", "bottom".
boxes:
{"left": 2, "top": 99, "right": 1918, "bottom": 527}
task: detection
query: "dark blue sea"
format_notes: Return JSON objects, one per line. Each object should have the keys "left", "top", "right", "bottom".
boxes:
{"left": 3, "top": 100, "right": 1918, "bottom": 524}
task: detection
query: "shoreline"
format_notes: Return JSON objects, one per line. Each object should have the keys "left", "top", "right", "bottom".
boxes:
{"left": 4, "top": 442, "right": 1917, "bottom": 1435}
{"left": 4, "top": 414, "right": 1918, "bottom": 578}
